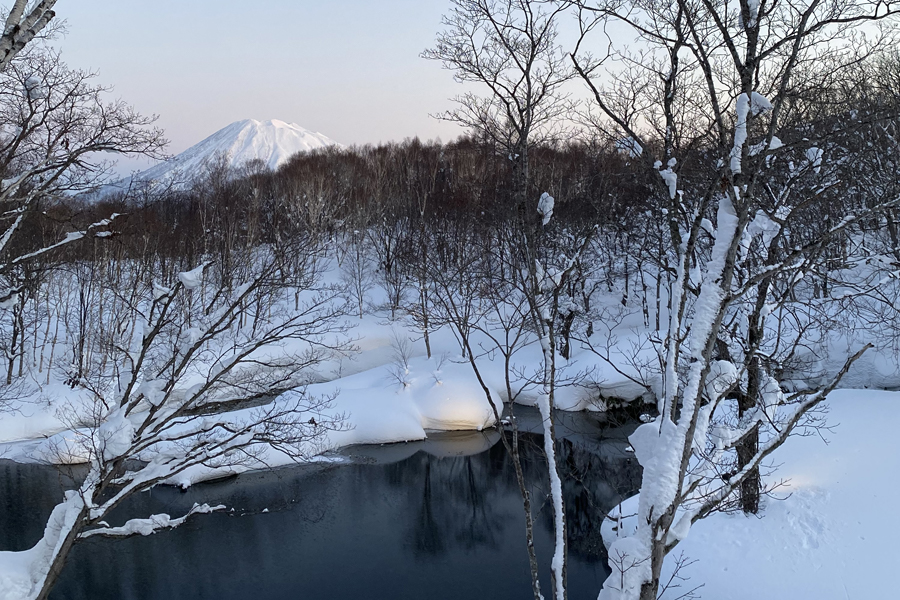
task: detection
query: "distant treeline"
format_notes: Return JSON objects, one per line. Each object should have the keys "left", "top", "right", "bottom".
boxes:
{"left": 13, "top": 86, "right": 900, "bottom": 280}
{"left": 19, "top": 136, "right": 644, "bottom": 261}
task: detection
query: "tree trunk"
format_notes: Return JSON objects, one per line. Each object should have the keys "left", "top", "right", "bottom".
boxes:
{"left": 737, "top": 282, "right": 769, "bottom": 514}
{"left": 34, "top": 504, "right": 88, "bottom": 600}
{"left": 559, "top": 311, "right": 576, "bottom": 360}
{"left": 505, "top": 425, "right": 544, "bottom": 600}
{"left": 736, "top": 421, "right": 761, "bottom": 513}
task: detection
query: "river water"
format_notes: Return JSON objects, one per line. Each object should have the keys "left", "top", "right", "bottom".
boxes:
{"left": 0, "top": 407, "right": 641, "bottom": 599}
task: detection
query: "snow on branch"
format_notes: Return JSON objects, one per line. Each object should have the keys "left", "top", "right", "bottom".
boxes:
{"left": 537, "top": 191, "right": 554, "bottom": 226}
{"left": 657, "top": 158, "right": 678, "bottom": 199}
{"left": 177, "top": 261, "right": 211, "bottom": 290}
{"left": 79, "top": 503, "right": 225, "bottom": 539}
{"left": 9, "top": 214, "right": 123, "bottom": 268}
{"left": 729, "top": 194, "right": 900, "bottom": 299}
{"left": 730, "top": 92, "right": 773, "bottom": 175}
{"left": 686, "top": 343, "right": 872, "bottom": 529}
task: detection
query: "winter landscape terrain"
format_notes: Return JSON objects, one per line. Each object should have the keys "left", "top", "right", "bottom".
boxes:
{"left": 1, "top": 1, "right": 900, "bottom": 600}
{"left": 102, "top": 119, "right": 341, "bottom": 194}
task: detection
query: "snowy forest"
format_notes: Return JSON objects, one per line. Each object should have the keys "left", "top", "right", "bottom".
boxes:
{"left": 1, "top": 1, "right": 900, "bottom": 599}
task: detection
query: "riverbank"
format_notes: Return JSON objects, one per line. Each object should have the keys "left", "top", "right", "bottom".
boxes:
{"left": 656, "top": 389, "right": 900, "bottom": 599}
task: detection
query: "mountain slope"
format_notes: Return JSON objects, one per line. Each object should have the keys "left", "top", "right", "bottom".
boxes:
{"left": 111, "top": 119, "right": 339, "bottom": 192}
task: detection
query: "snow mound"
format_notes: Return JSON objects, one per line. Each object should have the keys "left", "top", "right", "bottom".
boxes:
{"left": 161, "top": 355, "right": 501, "bottom": 488}
{"left": 320, "top": 355, "right": 500, "bottom": 446}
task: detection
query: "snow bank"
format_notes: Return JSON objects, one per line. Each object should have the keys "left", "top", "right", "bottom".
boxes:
{"left": 601, "top": 389, "right": 900, "bottom": 599}
{"left": 163, "top": 355, "right": 500, "bottom": 487}
{"left": 325, "top": 354, "right": 498, "bottom": 442}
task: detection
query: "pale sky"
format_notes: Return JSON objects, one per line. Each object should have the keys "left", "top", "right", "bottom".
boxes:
{"left": 53, "top": 1, "right": 467, "bottom": 169}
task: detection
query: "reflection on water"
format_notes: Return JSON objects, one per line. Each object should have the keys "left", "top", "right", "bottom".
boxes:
{"left": 0, "top": 461, "right": 83, "bottom": 552}
{"left": 1, "top": 407, "right": 641, "bottom": 600}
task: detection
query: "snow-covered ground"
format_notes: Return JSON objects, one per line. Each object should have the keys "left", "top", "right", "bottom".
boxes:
{"left": 0, "top": 285, "right": 650, "bottom": 471}
{"left": 0, "top": 250, "right": 898, "bottom": 598}
{"left": 3, "top": 388, "right": 895, "bottom": 599}
{"left": 611, "top": 388, "right": 900, "bottom": 599}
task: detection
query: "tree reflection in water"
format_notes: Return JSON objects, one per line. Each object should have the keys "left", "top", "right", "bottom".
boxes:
{"left": 0, "top": 408, "right": 643, "bottom": 599}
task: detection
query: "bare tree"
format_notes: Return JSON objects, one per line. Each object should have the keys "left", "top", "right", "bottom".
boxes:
{"left": 569, "top": 1, "right": 900, "bottom": 598}
{"left": 425, "top": 4, "right": 583, "bottom": 598}
{"left": 0, "top": 45, "right": 165, "bottom": 411}
{"left": 340, "top": 228, "right": 375, "bottom": 319}
{"left": 428, "top": 228, "right": 546, "bottom": 600}
{"left": 10, "top": 242, "right": 349, "bottom": 600}
{"left": 423, "top": 0, "right": 574, "bottom": 210}
{"left": 0, "top": 46, "right": 165, "bottom": 297}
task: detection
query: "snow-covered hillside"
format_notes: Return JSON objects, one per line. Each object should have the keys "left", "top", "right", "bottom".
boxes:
{"left": 109, "top": 119, "right": 339, "bottom": 192}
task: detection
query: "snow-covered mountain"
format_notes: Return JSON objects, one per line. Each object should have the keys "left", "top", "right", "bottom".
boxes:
{"left": 108, "top": 119, "right": 339, "bottom": 193}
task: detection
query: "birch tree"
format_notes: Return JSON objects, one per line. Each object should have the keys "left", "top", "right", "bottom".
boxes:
{"left": 0, "top": 0, "right": 57, "bottom": 71}
{"left": 569, "top": 0, "right": 900, "bottom": 598}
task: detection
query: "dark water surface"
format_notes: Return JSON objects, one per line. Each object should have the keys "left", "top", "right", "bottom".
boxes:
{"left": 1, "top": 408, "right": 641, "bottom": 600}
